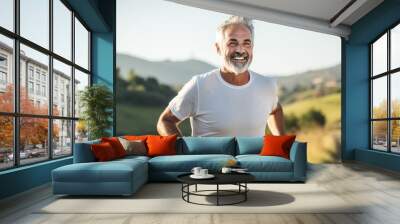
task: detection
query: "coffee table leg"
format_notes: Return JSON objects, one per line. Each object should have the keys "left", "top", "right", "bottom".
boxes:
{"left": 245, "top": 183, "right": 247, "bottom": 201}
{"left": 195, "top": 184, "right": 197, "bottom": 192}
{"left": 216, "top": 184, "right": 219, "bottom": 206}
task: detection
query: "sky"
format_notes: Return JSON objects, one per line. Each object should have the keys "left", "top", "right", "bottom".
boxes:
{"left": 117, "top": 0, "right": 341, "bottom": 76}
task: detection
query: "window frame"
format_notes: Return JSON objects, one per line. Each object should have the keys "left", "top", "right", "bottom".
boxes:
{"left": 370, "top": 21, "right": 400, "bottom": 154}
{"left": 0, "top": 0, "right": 92, "bottom": 171}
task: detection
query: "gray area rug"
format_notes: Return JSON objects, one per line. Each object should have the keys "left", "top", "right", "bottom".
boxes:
{"left": 37, "top": 183, "right": 362, "bottom": 214}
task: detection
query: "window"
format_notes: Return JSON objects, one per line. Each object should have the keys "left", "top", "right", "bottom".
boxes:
{"left": 0, "top": 0, "right": 91, "bottom": 170}
{"left": 28, "top": 81, "right": 34, "bottom": 94}
{"left": 36, "top": 83, "right": 40, "bottom": 95}
{"left": 0, "top": 0, "right": 13, "bottom": 32}
{"left": 35, "top": 70, "right": 41, "bottom": 81}
{"left": 42, "top": 85, "right": 46, "bottom": 97}
{"left": 370, "top": 23, "right": 400, "bottom": 154}
{"left": 28, "top": 67, "right": 34, "bottom": 80}
{"left": 75, "top": 18, "right": 89, "bottom": 70}
{"left": 41, "top": 73, "right": 46, "bottom": 83}
{"left": 20, "top": 0, "right": 49, "bottom": 49}
{"left": 0, "top": 71, "right": 6, "bottom": 85}
{"left": 0, "top": 34, "right": 13, "bottom": 113}
{"left": 0, "top": 54, "right": 8, "bottom": 87}
{"left": 0, "top": 54, "right": 7, "bottom": 67}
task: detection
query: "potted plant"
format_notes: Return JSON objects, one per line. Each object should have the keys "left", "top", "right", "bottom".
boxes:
{"left": 79, "top": 84, "right": 113, "bottom": 140}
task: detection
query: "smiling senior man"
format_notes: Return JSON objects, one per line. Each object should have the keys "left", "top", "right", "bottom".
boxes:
{"left": 157, "top": 16, "right": 284, "bottom": 137}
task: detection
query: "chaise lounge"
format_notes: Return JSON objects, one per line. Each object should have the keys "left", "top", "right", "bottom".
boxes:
{"left": 52, "top": 136, "right": 307, "bottom": 196}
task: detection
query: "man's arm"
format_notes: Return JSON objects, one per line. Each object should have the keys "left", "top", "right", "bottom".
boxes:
{"left": 157, "top": 107, "right": 183, "bottom": 136}
{"left": 267, "top": 103, "right": 285, "bottom": 135}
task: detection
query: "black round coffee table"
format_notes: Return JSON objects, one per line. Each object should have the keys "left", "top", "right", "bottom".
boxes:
{"left": 177, "top": 172, "right": 255, "bottom": 206}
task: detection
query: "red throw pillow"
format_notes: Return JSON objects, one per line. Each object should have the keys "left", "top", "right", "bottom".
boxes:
{"left": 260, "top": 135, "right": 296, "bottom": 159}
{"left": 146, "top": 134, "right": 177, "bottom": 157}
{"left": 101, "top": 137, "right": 127, "bottom": 158}
{"left": 91, "top": 142, "right": 117, "bottom": 161}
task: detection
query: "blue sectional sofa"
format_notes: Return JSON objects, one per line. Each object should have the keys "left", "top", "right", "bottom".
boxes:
{"left": 52, "top": 136, "right": 307, "bottom": 196}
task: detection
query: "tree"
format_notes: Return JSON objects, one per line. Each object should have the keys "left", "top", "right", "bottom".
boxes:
{"left": 0, "top": 84, "right": 59, "bottom": 150}
{"left": 285, "top": 113, "right": 300, "bottom": 133}
{"left": 300, "top": 108, "right": 326, "bottom": 129}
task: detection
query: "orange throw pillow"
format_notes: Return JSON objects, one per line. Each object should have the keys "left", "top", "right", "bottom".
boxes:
{"left": 146, "top": 134, "right": 177, "bottom": 157}
{"left": 124, "top": 135, "right": 148, "bottom": 141}
{"left": 91, "top": 142, "right": 117, "bottom": 161}
{"left": 260, "top": 135, "right": 296, "bottom": 159}
{"left": 101, "top": 137, "right": 127, "bottom": 158}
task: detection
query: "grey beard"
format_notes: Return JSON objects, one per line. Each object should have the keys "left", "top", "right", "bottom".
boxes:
{"left": 226, "top": 59, "right": 251, "bottom": 75}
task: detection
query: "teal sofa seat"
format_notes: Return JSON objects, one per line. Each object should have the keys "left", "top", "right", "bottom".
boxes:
{"left": 148, "top": 154, "right": 235, "bottom": 181}
{"left": 236, "top": 155, "right": 293, "bottom": 172}
{"left": 52, "top": 136, "right": 307, "bottom": 195}
{"left": 52, "top": 155, "right": 148, "bottom": 196}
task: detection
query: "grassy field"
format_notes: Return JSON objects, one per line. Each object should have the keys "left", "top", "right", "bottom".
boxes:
{"left": 117, "top": 92, "right": 341, "bottom": 163}
{"left": 283, "top": 93, "right": 341, "bottom": 163}
{"left": 116, "top": 104, "right": 191, "bottom": 136}
{"left": 283, "top": 93, "right": 341, "bottom": 128}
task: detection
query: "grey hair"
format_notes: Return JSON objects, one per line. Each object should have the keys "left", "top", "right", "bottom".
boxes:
{"left": 216, "top": 16, "right": 254, "bottom": 44}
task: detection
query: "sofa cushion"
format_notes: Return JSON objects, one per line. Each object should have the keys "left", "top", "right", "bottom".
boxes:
{"left": 118, "top": 137, "right": 147, "bottom": 156}
{"left": 235, "top": 137, "right": 263, "bottom": 155}
{"left": 177, "top": 137, "right": 235, "bottom": 155}
{"left": 260, "top": 135, "right": 296, "bottom": 159}
{"left": 236, "top": 155, "right": 293, "bottom": 172}
{"left": 52, "top": 158, "right": 147, "bottom": 183}
{"left": 91, "top": 142, "right": 118, "bottom": 161}
{"left": 148, "top": 154, "right": 235, "bottom": 172}
{"left": 147, "top": 135, "right": 178, "bottom": 157}
{"left": 101, "top": 137, "right": 127, "bottom": 158}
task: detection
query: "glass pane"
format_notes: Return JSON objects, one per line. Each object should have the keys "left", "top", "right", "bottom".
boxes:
{"left": 53, "top": 0, "right": 72, "bottom": 60}
{"left": 372, "top": 33, "right": 387, "bottom": 76}
{"left": 74, "top": 18, "right": 89, "bottom": 69}
{"left": 53, "top": 119, "right": 72, "bottom": 157}
{"left": 20, "top": 44, "right": 49, "bottom": 115}
{"left": 0, "top": 34, "right": 14, "bottom": 112}
{"left": 20, "top": 117, "right": 49, "bottom": 165}
{"left": 391, "top": 72, "right": 400, "bottom": 118}
{"left": 0, "top": 0, "right": 14, "bottom": 31}
{"left": 75, "top": 120, "right": 88, "bottom": 143}
{"left": 372, "top": 121, "right": 388, "bottom": 151}
{"left": 372, "top": 77, "right": 387, "bottom": 119}
{"left": 53, "top": 59, "right": 72, "bottom": 117}
{"left": 391, "top": 120, "right": 400, "bottom": 153}
{"left": 74, "top": 69, "right": 89, "bottom": 118}
{"left": 20, "top": 0, "right": 49, "bottom": 49}
{"left": 0, "top": 116, "right": 14, "bottom": 170}
{"left": 392, "top": 24, "right": 400, "bottom": 70}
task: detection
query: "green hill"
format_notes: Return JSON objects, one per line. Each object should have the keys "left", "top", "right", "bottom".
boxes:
{"left": 117, "top": 53, "right": 216, "bottom": 88}
{"left": 283, "top": 93, "right": 341, "bottom": 128}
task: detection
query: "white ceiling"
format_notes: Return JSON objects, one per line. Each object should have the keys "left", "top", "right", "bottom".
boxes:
{"left": 166, "top": 0, "right": 384, "bottom": 38}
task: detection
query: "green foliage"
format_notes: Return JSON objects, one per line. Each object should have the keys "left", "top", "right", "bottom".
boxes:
{"left": 285, "top": 113, "right": 300, "bottom": 133}
{"left": 117, "top": 69, "right": 177, "bottom": 106}
{"left": 299, "top": 108, "right": 326, "bottom": 128}
{"left": 79, "top": 84, "right": 113, "bottom": 140}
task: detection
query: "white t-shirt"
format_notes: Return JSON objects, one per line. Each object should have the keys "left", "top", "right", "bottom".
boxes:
{"left": 168, "top": 69, "right": 278, "bottom": 137}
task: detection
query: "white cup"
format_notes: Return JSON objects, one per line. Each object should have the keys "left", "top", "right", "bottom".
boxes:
{"left": 200, "top": 169, "right": 208, "bottom": 176}
{"left": 221, "top": 167, "right": 232, "bottom": 174}
{"left": 191, "top": 167, "right": 202, "bottom": 176}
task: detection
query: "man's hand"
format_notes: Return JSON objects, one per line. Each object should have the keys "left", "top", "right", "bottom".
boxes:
{"left": 157, "top": 107, "right": 183, "bottom": 136}
{"left": 267, "top": 103, "right": 285, "bottom": 135}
